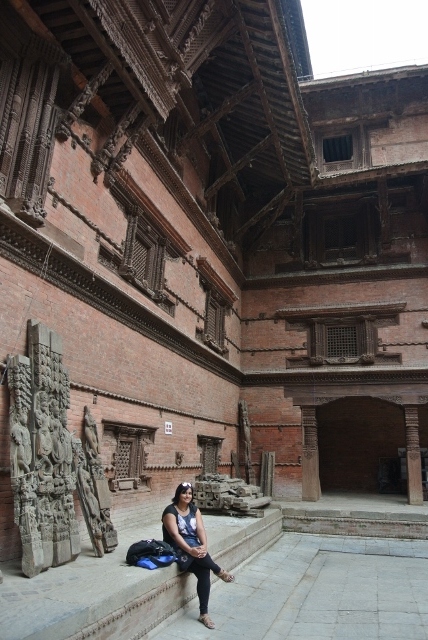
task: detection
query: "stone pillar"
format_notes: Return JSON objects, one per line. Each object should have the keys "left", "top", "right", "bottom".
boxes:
{"left": 404, "top": 406, "right": 423, "bottom": 506}
{"left": 301, "top": 406, "right": 321, "bottom": 502}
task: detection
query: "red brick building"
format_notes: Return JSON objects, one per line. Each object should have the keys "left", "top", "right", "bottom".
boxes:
{"left": 1, "top": 0, "right": 427, "bottom": 562}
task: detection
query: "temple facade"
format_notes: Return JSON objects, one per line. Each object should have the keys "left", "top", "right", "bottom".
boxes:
{"left": 1, "top": 0, "right": 427, "bottom": 562}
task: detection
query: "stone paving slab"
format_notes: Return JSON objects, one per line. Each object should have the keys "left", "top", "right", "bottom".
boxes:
{"left": 150, "top": 533, "right": 428, "bottom": 640}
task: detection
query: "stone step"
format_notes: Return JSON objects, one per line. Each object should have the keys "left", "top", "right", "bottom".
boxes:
{"left": 280, "top": 505, "right": 428, "bottom": 539}
{"left": 0, "top": 508, "right": 283, "bottom": 640}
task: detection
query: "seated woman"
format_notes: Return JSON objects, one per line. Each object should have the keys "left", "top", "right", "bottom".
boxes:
{"left": 162, "top": 482, "right": 235, "bottom": 630}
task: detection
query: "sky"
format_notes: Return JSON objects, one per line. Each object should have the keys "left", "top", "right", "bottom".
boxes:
{"left": 300, "top": 0, "right": 428, "bottom": 79}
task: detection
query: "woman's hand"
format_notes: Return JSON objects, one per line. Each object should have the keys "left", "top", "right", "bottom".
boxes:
{"left": 190, "top": 546, "right": 206, "bottom": 558}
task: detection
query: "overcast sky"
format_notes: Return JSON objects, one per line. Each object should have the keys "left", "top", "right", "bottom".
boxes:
{"left": 300, "top": 0, "right": 428, "bottom": 78}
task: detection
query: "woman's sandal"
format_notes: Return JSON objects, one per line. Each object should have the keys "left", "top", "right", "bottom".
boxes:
{"left": 198, "top": 614, "right": 215, "bottom": 629}
{"left": 218, "top": 568, "right": 235, "bottom": 583}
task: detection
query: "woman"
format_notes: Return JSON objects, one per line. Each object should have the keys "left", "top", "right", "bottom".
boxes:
{"left": 162, "top": 482, "right": 235, "bottom": 629}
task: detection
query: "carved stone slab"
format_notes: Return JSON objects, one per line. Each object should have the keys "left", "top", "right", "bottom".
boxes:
{"left": 8, "top": 320, "right": 81, "bottom": 578}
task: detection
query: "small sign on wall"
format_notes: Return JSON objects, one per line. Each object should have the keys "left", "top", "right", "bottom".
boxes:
{"left": 165, "top": 421, "right": 173, "bottom": 435}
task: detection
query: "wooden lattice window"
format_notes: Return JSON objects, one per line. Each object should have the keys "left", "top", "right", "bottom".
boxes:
{"left": 316, "top": 128, "right": 361, "bottom": 174}
{"left": 195, "top": 257, "right": 236, "bottom": 359}
{"left": 118, "top": 206, "right": 174, "bottom": 314}
{"left": 102, "top": 421, "right": 157, "bottom": 491}
{"left": 198, "top": 288, "right": 227, "bottom": 356}
{"left": 326, "top": 325, "right": 358, "bottom": 358}
{"left": 198, "top": 435, "right": 224, "bottom": 476}
{"left": 309, "top": 317, "right": 376, "bottom": 366}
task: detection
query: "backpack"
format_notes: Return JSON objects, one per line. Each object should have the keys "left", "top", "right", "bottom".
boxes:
{"left": 126, "top": 539, "right": 177, "bottom": 568}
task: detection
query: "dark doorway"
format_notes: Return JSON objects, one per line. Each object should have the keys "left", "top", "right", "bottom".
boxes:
{"left": 317, "top": 397, "right": 405, "bottom": 493}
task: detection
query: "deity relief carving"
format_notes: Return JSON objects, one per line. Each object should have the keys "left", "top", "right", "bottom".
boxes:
{"left": 8, "top": 321, "right": 81, "bottom": 578}
{"left": 239, "top": 400, "right": 256, "bottom": 485}
{"left": 74, "top": 407, "right": 118, "bottom": 556}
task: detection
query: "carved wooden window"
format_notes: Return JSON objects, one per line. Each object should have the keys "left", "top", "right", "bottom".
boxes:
{"left": 196, "top": 287, "right": 228, "bottom": 357}
{"left": 0, "top": 28, "right": 65, "bottom": 226}
{"left": 304, "top": 206, "right": 377, "bottom": 269}
{"left": 316, "top": 129, "right": 361, "bottom": 174}
{"left": 324, "top": 214, "right": 358, "bottom": 261}
{"left": 280, "top": 302, "right": 405, "bottom": 369}
{"left": 102, "top": 421, "right": 157, "bottom": 492}
{"left": 198, "top": 435, "right": 224, "bottom": 476}
{"left": 118, "top": 206, "right": 175, "bottom": 315}
{"left": 195, "top": 257, "right": 237, "bottom": 359}
{"left": 309, "top": 317, "right": 376, "bottom": 366}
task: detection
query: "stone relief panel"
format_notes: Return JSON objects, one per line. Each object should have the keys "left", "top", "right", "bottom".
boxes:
{"left": 8, "top": 320, "right": 80, "bottom": 578}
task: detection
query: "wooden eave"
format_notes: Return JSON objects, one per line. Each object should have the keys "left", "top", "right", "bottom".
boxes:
{"left": 299, "top": 64, "right": 428, "bottom": 93}
{"left": 236, "top": 0, "right": 317, "bottom": 185}
{"left": 314, "top": 160, "right": 428, "bottom": 189}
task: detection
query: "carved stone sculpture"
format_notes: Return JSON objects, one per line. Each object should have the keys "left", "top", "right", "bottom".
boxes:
{"left": 74, "top": 407, "right": 118, "bottom": 556}
{"left": 238, "top": 400, "right": 256, "bottom": 485}
{"left": 8, "top": 320, "right": 81, "bottom": 578}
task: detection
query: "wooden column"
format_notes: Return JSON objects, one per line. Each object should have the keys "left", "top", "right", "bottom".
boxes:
{"left": 404, "top": 406, "right": 423, "bottom": 505}
{"left": 301, "top": 406, "right": 321, "bottom": 502}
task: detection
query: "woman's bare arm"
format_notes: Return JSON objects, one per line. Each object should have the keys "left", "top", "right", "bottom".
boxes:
{"left": 195, "top": 509, "right": 207, "bottom": 554}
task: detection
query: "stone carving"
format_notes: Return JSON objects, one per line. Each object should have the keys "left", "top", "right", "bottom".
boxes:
{"left": 8, "top": 321, "right": 80, "bottom": 578}
{"left": 175, "top": 451, "right": 184, "bottom": 467}
{"left": 238, "top": 400, "right": 256, "bottom": 485}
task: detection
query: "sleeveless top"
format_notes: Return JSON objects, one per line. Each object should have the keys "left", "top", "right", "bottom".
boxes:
{"left": 162, "top": 503, "right": 200, "bottom": 549}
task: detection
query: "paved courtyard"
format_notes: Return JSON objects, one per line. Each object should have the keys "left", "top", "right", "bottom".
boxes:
{"left": 150, "top": 533, "right": 428, "bottom": 640}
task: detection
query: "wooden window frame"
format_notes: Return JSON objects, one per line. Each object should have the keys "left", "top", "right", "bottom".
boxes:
{"left": 102, "top": 421, "right": 157, "bottom": 492}
{"left": 118, "top": 205, "right": 175, "bottom": 314}
{"left": 308, "top": 316, "right": 377, "bottom": 366}
{"left": 304, "top": 204, "right": 378, "bottom": 269}
{"left": 316, "top": 127, "right": 361, "bottom": 174}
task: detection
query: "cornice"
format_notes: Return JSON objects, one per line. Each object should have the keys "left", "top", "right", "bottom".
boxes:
{"left": 0, "top": 208, "right": 242, "bottom": 386}
{"left": 70, "top": 380, "right": 238, "bottom": 426}
{"left": 244, "top": 263, "right": 428, "bottom": 290}
{"left": 242, "top": 367, "right": 428, "bottom": 386}
{"left": 276, "top": 301, "right": 407, "bottom": 321}
{"left": 136, "top": 130, "right": 245, "bottom": 286}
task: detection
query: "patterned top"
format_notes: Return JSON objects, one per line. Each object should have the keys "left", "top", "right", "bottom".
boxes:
{"left": 162, "top": 503, "right": 200, "bottom": 548}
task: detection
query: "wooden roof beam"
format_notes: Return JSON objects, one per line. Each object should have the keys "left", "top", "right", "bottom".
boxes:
{"left": 245, "top": 192, "right": 292, "bottom": 251}
{"left": 67, "top": 0, "right": 156, "bottom": 123}
{"left": 234, "top": 187, "right": 292, "bottom": 241}
{"left": 175, "top": 94, "right": 246, "bottom": 201}
{"left": 233, "top": 2, "right": 292, "bottom": 188}
{"left": 210, "top": 126, "right": 246, "bottom": 202}
{"left": 179, "top": 80, "right": 257, "bottom": 150}
{"left": 205, "top": 133, "right": 273, "bottom": 199}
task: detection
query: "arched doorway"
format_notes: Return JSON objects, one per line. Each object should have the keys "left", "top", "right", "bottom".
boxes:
{"left": 317, "top": 397, "right": 405, "bottom": 494}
